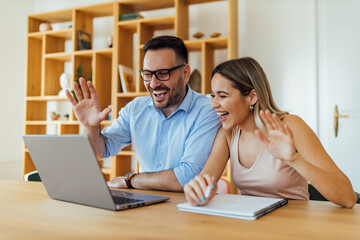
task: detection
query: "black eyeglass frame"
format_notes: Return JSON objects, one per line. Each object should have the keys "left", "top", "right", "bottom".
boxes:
{"left": 139, "top": 64, "right": 186, "bottom": 82}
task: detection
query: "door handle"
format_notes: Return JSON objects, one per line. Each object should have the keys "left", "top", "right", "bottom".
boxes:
{"left": 334, "top": 105, "right": 349, "bottom": 137}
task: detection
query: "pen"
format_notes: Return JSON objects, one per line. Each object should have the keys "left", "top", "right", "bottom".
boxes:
{"left": 204, "top": 176, "right": 215, "bottom": 199}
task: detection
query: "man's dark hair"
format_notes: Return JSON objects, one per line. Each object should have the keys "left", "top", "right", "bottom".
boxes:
{"left": 143, "top": 35, "right": 188, "bottom": 64}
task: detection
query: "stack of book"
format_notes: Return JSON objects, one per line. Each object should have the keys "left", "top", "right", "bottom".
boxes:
{"left": 119, "top": 12, "right": 143, "bottom": 21}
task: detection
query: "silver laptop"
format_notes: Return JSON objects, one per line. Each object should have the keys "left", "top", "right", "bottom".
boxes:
{"left": 23, "top": 135, "right": 169, "bottom": 211}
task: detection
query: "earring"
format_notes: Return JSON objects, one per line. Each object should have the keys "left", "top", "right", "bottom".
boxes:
{"left": 249, "top": 104, "right": 254, "bottom": 111}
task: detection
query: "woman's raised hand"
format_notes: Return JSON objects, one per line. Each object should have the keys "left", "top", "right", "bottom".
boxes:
{"left": 255, "top": 110, "right": 297, "bottom": 163}
{"left": 184, "top": 174, "right": 216, "bottom": 206}
{"left": 65, "top": 77, "right": 111, "bottom": 127}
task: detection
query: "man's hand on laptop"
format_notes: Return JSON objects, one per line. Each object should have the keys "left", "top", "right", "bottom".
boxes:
{"left": 65, "top": 77, "right": 111, "bottom": 127}
{"left": 107, "top": 176, "right": 127, "bottom": 189}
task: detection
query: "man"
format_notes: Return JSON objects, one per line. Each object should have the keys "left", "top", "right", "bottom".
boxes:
{"left": 66, "top": 36, "right": 220, "bottom": 192}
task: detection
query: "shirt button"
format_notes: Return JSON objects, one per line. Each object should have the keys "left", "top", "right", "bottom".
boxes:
{"left": 161, "top": 140, "right": 165, "bottom": 144}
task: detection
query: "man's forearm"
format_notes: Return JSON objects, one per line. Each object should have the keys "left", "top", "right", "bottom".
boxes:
{"left": 131, "top": 169, "right": 183, "bottom": 192}
{"left": 85, "top": 125, "right": 105, "bottom": 160}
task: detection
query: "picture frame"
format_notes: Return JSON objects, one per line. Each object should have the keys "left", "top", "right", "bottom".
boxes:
{"left": 118, "top": 64, "right": 135, "bottom": 93}
{"left": 78, "top": 30, "right": 91, "bottom": 50}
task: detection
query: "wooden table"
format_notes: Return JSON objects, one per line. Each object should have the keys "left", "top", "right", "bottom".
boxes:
{"left": 0, "top": 180, "right": 359, "bottom": 239}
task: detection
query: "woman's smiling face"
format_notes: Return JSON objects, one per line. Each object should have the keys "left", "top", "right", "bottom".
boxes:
{"left": 210, "top": 73, "right": 254, "bottom": 130}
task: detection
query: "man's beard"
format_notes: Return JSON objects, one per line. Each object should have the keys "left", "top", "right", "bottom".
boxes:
{"left": 150, "top": 76, "right": 185, "bottom": 110}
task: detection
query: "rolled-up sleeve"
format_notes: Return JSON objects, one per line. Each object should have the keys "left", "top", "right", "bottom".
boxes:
{"left": 173, "top": 106, "right": 221, "bottom": 186}
{"left": 101, "top": 103, "right": 132, "bottom": 158}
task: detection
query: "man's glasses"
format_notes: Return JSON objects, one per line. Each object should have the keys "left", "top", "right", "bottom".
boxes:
{"left": 139, "top": 64, "right": 186, "bottom": 82}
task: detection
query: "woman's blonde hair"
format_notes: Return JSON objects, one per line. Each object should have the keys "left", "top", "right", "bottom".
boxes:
{"left": 211, "top": 57, "right": 288, "bottom": 134}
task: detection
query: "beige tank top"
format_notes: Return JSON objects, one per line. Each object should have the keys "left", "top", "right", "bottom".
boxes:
{"left": 230, "top": 126, "right": 309, "bottom": 200}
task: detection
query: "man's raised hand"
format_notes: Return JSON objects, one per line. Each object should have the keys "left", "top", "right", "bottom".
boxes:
{"left": 65, "top": 77, "right": 111, "bottom": 127}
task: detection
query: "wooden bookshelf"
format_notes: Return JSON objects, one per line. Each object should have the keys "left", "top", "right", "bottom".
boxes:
{"left": 23, "top": 0, "right": 238, "bottom": 185}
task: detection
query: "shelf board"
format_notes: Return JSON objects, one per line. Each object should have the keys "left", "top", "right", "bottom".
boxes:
{"left": 116, "top": 92, "right": 149, "bottom": 98}
{"left": 76, "top": 48, "right": 114, "bottom": 57}
{"left": 118, "top": 0, "right": 174, "bottom": 12}
{"left": 186, "top": 0, "right": 225, "bottom": 5}
{"left": 205, "top": 37, "right": 228, "bottom": 49}
{"left": 75, "top": 50, "right": 93, "bottom": 57}
{"left": 184, "top": 39, "right": 202, "bottom": 51}
{"left": 29, "top": 9, "right": 73, "bottom": 23}
{"left": 101, "top": 120, "right": 112, "bottom": 125}
{"left": 184, "top": 37, "right": 228, "bottom": 51}
{"left": 139, "top": 37, "right": 227, "bottom": 51}
{"left": 94, "top": 48, "right": 113, "bottom": 57}
{"left": 46, "top": 28, "right": 72, "bottom": 40}
{"left": 28, "top": 32, "right": 43, "bottom": 40}
{"left": 117, "top": 0, "right": 223, "bottom": 12}
{"left": 26, "top": 96, "right": 69, "bottom": 101}
{"left": 25, "top": 121, "right": 52, "bottom": 125}
{"left": 60, "top": 121, "right": 80, "bottom": 125}
{"left": 118, "top": 19, "right": 138, "bottom": 32}
{"left": 29, "top": 28, "right": 72, "bottom": 39}
{"left": 78, "top": 2, "right": 114, "bottom": 18}
{"left": 101, "top": 168, "right": 111, "bottom": 175}
{"left": 117, "top": 151, "right": 136, "bottom": 156}
{"left": 140, "top": 15, "right": 174, "bottom": 30}
{"left": 118, "top": 15, "right": 174, "bottom": 32}
{"left": 25, "top": 121, "right": 80, "bottom": 125}
{"left": 44, "top": 52, "right": 72, "bottom": 61}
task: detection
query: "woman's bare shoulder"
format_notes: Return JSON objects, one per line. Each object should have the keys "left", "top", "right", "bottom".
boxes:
{"left": 282, "top": 114, "right": 308, "bottom": 128}
{"left": 282, "top": 114, "right": 317, "bottom": 138}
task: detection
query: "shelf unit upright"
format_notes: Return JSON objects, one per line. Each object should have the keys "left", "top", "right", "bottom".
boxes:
{"left": 23, "top": 0, "right": 238, "bottom": 186}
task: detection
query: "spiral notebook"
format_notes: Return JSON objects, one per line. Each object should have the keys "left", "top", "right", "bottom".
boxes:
{"left": 177, "top": 194, "right": 287, "bottom": 220}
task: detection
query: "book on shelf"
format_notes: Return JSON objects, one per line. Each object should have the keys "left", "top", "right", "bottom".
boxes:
{"left": 119, "top": 12, "right": 143, "bottom": 21}
{"left": 118, "top": 64, "right": 136, "bottom": 93}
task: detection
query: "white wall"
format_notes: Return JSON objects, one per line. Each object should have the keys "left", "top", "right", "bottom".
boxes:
{"left": 0, "top": 0, "right": 34, "bottom": 162}
{"left": 238, "top": 0, "right": 317, "bottom": 132}
{"left": 32, "top": 0, "right": 107, "bottom": 11}
{"left": 0, "top": 0, "right": 317, "bottom": 164}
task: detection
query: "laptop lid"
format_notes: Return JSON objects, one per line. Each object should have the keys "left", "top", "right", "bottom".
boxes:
{"left": 23, "top": 135, "right": 169, "bottom": 211}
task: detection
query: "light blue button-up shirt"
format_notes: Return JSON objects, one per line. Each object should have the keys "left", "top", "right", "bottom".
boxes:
{"left": 101, "top": 87, "right": 221, "bottom": 186}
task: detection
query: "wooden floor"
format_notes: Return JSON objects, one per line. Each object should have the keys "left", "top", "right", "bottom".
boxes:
{"left": 0, "top": 161, "right": 22, "bottom": 181}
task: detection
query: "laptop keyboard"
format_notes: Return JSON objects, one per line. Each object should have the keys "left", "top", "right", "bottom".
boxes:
{"left": 112, "top": 196, "right": 143, "bottom": 205}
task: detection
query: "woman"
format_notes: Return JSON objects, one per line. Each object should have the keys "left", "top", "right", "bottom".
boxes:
{"left": 184, "top": 57, "right": 357, "bottom": 208}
